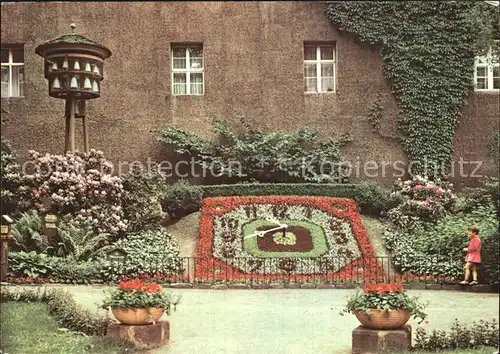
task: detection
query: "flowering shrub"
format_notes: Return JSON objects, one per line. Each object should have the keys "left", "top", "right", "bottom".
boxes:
{"left": 24, "top": 149, "right": 127, "bottom": 236}
{"left": 100, "top": 279, "right": 179, "bottom": 311}
{"left": 0, "top": 139, "right": 25, "bottom": 214}
{"left": 388, "top": 175, "right": 457, "bottom": 228}
{"left": 340, "top": 280, "right": 428, "bottom": 324}
{"left": 196, "top": 196, "right": 380, "bottom": 282}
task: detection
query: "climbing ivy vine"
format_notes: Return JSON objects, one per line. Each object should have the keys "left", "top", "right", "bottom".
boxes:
{"left": 327, "top": 1, "right": 499, "bottom": 177}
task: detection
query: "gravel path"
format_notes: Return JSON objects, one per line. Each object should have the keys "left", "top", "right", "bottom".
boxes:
{"left": 53, "top": 286, "right": 499, "bottom": 354}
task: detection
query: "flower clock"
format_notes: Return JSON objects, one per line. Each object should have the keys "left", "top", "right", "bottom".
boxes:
{"left": 196, "top": 196, "right": 381, "bottom": 282}
{"left": 340, "top": 280, "right": 428, "bottom": 329}
{"left": 101, "top": 279, "right": 179, "bottom": 325}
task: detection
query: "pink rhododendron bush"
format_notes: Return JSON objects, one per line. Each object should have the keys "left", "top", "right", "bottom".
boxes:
{"left": 387, "top": 175, "right": 457, "bottom": 228}
{"left": 23, "top": 149, "right": 127, "bottom": 236}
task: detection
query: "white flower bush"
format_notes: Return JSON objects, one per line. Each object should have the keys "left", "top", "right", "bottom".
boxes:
{"left": 388, "top": 175, "right": 457, "bottom": 227}
{"left": 24, "top": 149, "right": 127, "bottom": 236}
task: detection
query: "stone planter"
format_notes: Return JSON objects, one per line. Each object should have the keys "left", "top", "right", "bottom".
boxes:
{"left": 148, "top": 307, "right": 165, "bottom": 322}
{"left": 354, "top": 309, "right": 411, "bottom": 330}
{"left": 111, "top": 307, "right": 165, "bottom": 325}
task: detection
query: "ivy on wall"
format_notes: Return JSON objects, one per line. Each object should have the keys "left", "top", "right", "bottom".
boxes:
{"left": 327, "top": 1, "right": 499, "bottom": 177}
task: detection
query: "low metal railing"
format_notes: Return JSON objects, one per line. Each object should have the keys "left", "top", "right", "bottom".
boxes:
{"left": 133, "top": 256, "right": 468, "bottom": 285}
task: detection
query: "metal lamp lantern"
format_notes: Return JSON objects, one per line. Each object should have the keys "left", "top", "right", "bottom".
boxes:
{"left": 43, "top": 214, "right": 58, "bottom": 238}
{"left": 35, "top": 24, "right": 112, "bottom": 153}
{"left": 106, "top": 248, "right": 127, "bottom": 265}
{"left": 1, "top": 215, "right": 14, "bottom": 282}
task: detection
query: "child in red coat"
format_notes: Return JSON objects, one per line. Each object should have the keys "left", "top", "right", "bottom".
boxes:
{"left": 459, "top": 225, "right": 481, "bottom": 285}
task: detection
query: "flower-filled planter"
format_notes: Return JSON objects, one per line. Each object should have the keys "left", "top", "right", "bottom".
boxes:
{"left": 101, "top": 279, "right": 179, "bottom": 325}
{"left": 341, "top": 281, "right": 427, "bottom": 330}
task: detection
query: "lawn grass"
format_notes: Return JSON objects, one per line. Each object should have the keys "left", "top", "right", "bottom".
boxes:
{"left": 0, "top": 302, "right": 131, "bottom": 354}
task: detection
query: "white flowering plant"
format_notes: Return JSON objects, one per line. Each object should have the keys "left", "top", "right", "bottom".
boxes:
{"left": 388, "top": 175, "right": 457, "bottom": 228}
{"left": 23, "top": 149, "right": 128, "bottom": 236}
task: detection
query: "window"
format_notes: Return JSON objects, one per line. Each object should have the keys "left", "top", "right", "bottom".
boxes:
{"left": 1, "top": 45, "right": 24, "bottom": 97}
{"left": 171, "top": 44, "right": 204, "bottom": 95}
{"left": 304, "top": 43, "right": 335, "bottom": 93}
{"left": 474, "top": 43, "right": 499, "bottom": 91}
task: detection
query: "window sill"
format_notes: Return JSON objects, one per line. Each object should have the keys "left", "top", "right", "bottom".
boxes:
{"left": 171, "top": 94, "right": 204, "bottom": 97}
{"left": 304, "top": 91, "right": 337, "bottom": 95}
{"left": 1, "top": 96, "right": 25, "bottom": 99}
{"left": 473, "top": 90, "right": 499, "bottom": 94}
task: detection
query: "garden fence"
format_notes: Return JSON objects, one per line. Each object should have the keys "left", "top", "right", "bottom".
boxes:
{"left": 140, "top": 256, "right": 470, "bottom": 285}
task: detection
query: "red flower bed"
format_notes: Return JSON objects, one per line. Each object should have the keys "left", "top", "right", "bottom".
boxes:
{"left": 196, "top": 196, "right": 382, "bottom": 281}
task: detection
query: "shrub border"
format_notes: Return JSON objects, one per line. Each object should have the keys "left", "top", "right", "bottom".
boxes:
{"left": 200, "top": 183, "right": 391, "bottom": 216}
{"left": 0, "top": 286, "right": 109, "bottom": 336}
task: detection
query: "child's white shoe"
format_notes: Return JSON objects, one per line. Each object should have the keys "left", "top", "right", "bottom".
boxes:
{"left": 459, "top": 280, "right": 469, "bottom": 285}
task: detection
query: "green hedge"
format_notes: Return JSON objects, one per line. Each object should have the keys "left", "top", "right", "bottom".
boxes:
{"left": 0, "top": 287, "right": 109, "bottom": 336}
{"left": 200, "top": 182, "right": 395, "bottom": 216}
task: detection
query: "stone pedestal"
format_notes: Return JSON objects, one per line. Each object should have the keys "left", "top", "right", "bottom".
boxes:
{"left": 106, "top": 321, "right": 170, "bottom": 350}
{"left": 352, "top": 325, "right": 411, "bottom": 354}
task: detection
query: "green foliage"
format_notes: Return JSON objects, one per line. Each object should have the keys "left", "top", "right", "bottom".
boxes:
{"left": 52, "top": 259, "right": 100, "bottom": 284}
{"left": 156, "top": 118, "right": 346, "bottom": 183}
{"left": 458, "top": 177, "right": 499, "bottom": 216}
{"left": 482, "top": 229, "right": 499, "bottom": 286}
{"left": 367, "top": 92, "right": 383, "bottom": 132}
{"left": 122, "top": 167, "right": 168, "bottom": 231}
{"left": 487, "top": 132, "right": 500, "bottom": 164}
{"left": 201, "top": 182, "right": 393, "bottom": 216}
{"left": 327, "top": 1, "right": 499, "bottom": 177}
{"left": 384, "top": 204, "right": 498, "bottom": 278}
{"left": 96, "top": 227, "right": 183, "bottom": 282}
{"left": 55, "top": 219, "right": 110, "bottom": 261}
{"left": 0, "top": 139, "right": 25, "bottom": 215}
{"left": 8, "top": 251, "right": 59, "bottom": 278}
{"left": 341, "top": 288, "right": 428, "bottom": 324}
{"left": 414, "top": 319, "right": 499, "bottom": 351}
{"left": 10, "top": 211, "right": 48, "bottom": 253}
{"left": 162, "top": 180, "right": 203, "bottom": 218}
{"left": 8, "top": 251, "right": 101, "bottom": 284}
{"left": 0, "top": 287, "right": 109, "bottom": 336}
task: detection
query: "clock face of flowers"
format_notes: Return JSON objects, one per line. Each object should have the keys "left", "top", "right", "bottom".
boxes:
{"left": 197, "top": 197, "right": 378, "bottom": 280}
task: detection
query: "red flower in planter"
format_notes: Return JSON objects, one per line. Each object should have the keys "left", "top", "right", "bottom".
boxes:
{"left": 145, "top": 283, "right": 162, "bottom": 293}
{"left": 119, "top": 279, "right": 146, "bottom": 292}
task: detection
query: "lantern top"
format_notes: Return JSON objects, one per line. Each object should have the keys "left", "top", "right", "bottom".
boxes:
{"left": 35, "top": 23, "right": 112, "bottom": 59}
{"left": 106, "top": 247, "right": 127, "bottom": 256}
{"left": 1, "top": 215, "right": 13, "bottom": 225}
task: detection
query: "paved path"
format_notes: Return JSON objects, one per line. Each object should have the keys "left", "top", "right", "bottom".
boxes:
{"left": 51, "top": 286, "right": 499, "bottom": 354}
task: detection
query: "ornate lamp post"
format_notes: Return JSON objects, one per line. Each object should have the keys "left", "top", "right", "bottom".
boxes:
{"left": 35, "top": 24, "right": 112, "bottom": 153}
{"left": 1, "top": 215, "right": 14, "bottom": 282}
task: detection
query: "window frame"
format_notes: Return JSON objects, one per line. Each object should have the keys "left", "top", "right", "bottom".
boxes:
{"left": 171, "top": 44, "right": 204, "bottom": 96}
{"left": 474, "top": 42, "right": 499, "bottom": 92}
{"left": 1, "top": 45, "right": 25, "bottom": 98}
{"left": 303, "top": 43, "right": 336, "bottom": 94}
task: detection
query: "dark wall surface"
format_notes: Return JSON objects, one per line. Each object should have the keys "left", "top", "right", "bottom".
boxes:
{"left": 1, "top": 2, "right": 498, "bottom": 187}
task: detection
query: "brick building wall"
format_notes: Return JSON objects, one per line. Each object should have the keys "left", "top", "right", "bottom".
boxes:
{"left": 1, "top": 2, "right": 498, "bottom": 187}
